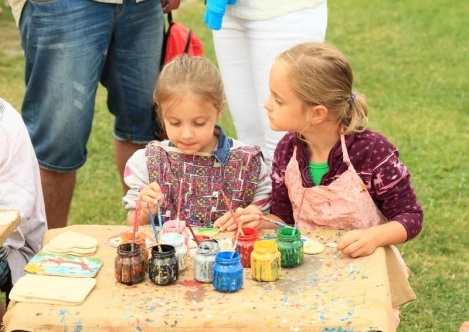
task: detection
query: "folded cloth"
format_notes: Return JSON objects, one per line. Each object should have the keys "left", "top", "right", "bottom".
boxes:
{"left": 384, "top": 246, "right": 417, "bottom": 308}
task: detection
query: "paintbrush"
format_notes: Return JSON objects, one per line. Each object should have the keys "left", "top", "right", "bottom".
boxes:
{"left": 185, "top": 221, "right": 200, "bottom": 246}
{"left": 260, "top": 216, "right": 292, "bottom": 228}
{"left": 231, "top": 207, "right": 245, "bottom": 258}
{"left": 156, "top": 201, "right": 164, "bottom": 252}
{"left": 176, "top": 179, "right": 183, "bottom": 228}
{"left": 132, "top": 195, "right": 141, "bottom": 251}
{"left": 220, "top": 189, "right": 244, "bottom": 235}
{"left": 147, "top": 202, "right": 162, "bottom": 252}
{"left": 156, "top": 201, "right": 163, "bottom": 232}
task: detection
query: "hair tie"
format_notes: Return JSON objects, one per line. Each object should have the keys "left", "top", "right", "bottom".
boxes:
{"left": 349, "top": 93, "right": 356, "bottom": 103}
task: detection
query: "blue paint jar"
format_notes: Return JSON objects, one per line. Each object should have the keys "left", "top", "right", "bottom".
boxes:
{"left": 148, "top": 244, "right": 179, "bottom": 286}
{"left": 194, "top": 239, "right": 220, "bottom": 283}
{"left": 213, "top": 251, "right": 243, "bottom": 293}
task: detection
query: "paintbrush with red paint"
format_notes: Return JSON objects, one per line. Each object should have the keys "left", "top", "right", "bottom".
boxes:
{"left": 185, "top": 221, "right": 200, "bottom": 246}
{"left": 176, "top": 179, "right": 183, "bottom": 228}
{"left": 132, "top": 195, "right": 142, "bottom": 250}
{"left": 220, "top": 189, "right": 244, "bottom": 236}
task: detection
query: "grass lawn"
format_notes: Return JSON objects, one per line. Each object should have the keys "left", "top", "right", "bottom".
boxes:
{"left": 1, "top": 0, "right": 468, "bottom": 330}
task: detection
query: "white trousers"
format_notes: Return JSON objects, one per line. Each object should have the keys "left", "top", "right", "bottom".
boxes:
{"left": 213, "top": 3, "right": 328, "bottom": 167}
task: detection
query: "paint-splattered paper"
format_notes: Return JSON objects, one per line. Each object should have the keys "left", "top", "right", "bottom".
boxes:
{"left": 25, "top": 252, "right": 103, "bottom": 278}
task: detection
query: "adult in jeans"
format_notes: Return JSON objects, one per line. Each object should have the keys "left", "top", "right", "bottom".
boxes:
{"left": 206, "top": 0, "right": 328, "bottom": 168}
{"left": 0, "top": 98, "right": 47, "bottom": 322}
{"left": 7, "top": 0, "right": 179, "bottom": 229}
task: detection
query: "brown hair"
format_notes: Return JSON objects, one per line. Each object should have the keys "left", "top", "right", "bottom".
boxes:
{"left": 153, "top": 54, "right": 225, "bottom": 129}
{"left": 276, "top": 42, "right": 368, "bottom": 135}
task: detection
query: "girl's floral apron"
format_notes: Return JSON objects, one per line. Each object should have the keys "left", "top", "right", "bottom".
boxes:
{"left": 284, "top": 135, "right": 409, "bottom": 326}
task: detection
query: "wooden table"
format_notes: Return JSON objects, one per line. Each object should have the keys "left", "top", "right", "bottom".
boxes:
{"left": 4, "top": 224, "right": 415, "bottom": 332}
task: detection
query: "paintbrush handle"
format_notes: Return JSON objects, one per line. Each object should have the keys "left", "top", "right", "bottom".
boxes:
{"left": 156, "top": 201, "right": 163, "bottom": 231}
{"left": 146, "top": 202, "right": 159, "bottom": 240}
{"left": 261, "top": 216, "right": 291, "bottom": 228}
{"left": 186, "top": 221, "right": 200, "bottom": 246}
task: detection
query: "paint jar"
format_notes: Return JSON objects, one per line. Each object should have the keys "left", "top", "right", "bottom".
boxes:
{"left": 213, "top": 251, "right": 243, "bottom": 293}
{"left": 148, "top": 244, "right": 179, "bottom": 286}
{"left": 162, "top": 220, "right": 190, "bottom": 250}
{"left": 160, "top": 232, "right": 188, "bottom": 272}
{"left": 250, "top": 240, "right": 281, "bottom": 282}
{"left": 114, "top": 243, "right": 145, "bottom": 285}
{"left": 121, "top": 232, "right": 149, "bottom": 266}
{"left": 234, "top": 227, "right": 258, "bottom": 268}
{"left": 193, "top": 240, "right": 220, "bottom": 283}
{"left": 276, "top": 228, "right": 304, "bottom": 268}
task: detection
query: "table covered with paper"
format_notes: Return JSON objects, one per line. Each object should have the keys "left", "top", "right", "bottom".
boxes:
{"left": 3, "top": 224, "right": 416, "bottom": 332}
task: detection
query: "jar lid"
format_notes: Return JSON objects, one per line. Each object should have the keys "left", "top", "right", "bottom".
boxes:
{"left": 117, "top": 242, "right": 142, "bottom": 256}
{"left": 151, "top": 244, "right": 176, "bottom": 257}
{"left": 197, "top": 239, "right": 220, "bottom": 255}
{"left": 277, "top": 227, "right": 301, "bottom": 239}
{"left": 216, "top": 251, "right": 240, "bottom": 263}
{"left": 254, "top": 239, "right": 278, "bottom": 252}
{"left": 160, "top": 232, "right": 184, "bottom": 246}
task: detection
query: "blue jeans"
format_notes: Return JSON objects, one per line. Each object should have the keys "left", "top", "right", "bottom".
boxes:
{"left": 19, "top": 0, "right": 164, "bottom": 171}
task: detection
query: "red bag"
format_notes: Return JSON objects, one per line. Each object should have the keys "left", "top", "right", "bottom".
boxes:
{"left": 161, "top": 12, "right": 204, "bottom": 67}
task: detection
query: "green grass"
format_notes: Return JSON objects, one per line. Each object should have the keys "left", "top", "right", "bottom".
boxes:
{"left": 1, "top": 0, "right": 468, "bottom": 330}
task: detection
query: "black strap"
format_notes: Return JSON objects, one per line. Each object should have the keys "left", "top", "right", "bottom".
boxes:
{"left": 167, "top": 12, "right": 174, "bottom": 26}
{"left": 184, "top": 31, "right": 193, "bottom": 54}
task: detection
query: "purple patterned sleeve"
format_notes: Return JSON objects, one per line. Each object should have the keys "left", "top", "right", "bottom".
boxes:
{"left": 368, "top": 135, "right": 423, "bottom": 241}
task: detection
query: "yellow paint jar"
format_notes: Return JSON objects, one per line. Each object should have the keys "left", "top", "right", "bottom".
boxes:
{"left": 250, "top": 240, "right": 281, "bottom": 282}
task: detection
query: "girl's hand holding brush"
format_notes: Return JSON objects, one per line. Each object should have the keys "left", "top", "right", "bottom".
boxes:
{"left": 214, "top": 205, "right": 263, "bottom": 231}
{"left": 126, "top": 181, "right": 165, "bottom": 226}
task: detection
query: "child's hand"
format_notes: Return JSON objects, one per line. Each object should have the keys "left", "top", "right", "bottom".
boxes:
{"left": 213, "top": 205, "right": 263, "bottom": 231}
{"left": 138, "top": 182, "right": 165, "bottom": 217}
{"left": 336, "top": 228, "right": 379, "bottom": 258}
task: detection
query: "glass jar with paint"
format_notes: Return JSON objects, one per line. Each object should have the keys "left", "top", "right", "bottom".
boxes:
{"left": 276, "top": 228, "right": 304, "bottom": 268}
{"left": 212, "top": 251, "right": 243, "bottom": 293}
{"left": 160, "top": 232, "right": 188, "bottom": 272}
{"left": 234, "top": 227, "right": 258, "bottom": 268}
{"left": 121, "top": 231, "right": 149, "bottom": 266}
{"left": 161, "top": 220, "right": 190, "bottom": 249}
{"left": 114, "top": 243, "right": 145, "bottom": 285}
{"left": 250, "top": 240, "right": 281, "bottom": 282}
{"left": 193, "top": 239, "right": 220, "bottom": 283}
{"left": 148, "top": 244, "right": 179, "bottom": 286}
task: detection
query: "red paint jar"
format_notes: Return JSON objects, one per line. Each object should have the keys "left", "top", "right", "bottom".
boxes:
{"left": 233, "top": 227, "right": 258, "bottom": 268}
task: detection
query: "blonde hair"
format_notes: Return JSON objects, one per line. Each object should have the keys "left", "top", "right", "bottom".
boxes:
{"left": 276, "top": 42, "right": 368, "bottom": 135}
{"left": 153, "top": 54, "right": 225, "bottom": 128}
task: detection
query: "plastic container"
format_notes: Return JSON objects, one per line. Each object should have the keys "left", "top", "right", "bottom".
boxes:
{"left": 213, "top": 251, "right": 243, "bottom": 293}
{"left": 160, "top": 232, "right": 188, "bottom": 272}
{"left": 234, "top": 227, "right": 258, "bottom": 268}
{"left": 161, "top": 220, "right": 190, "bottom": 249}
{"left": 276, "top": 228, "right": 304, "bottom": 268}
{"left": 250, "top": 240, "right": 281, "bottom": 282}
{"left": 193, "top": 239, "right": 220, "bottom": 283}
{"left": 114, "top": 243, "right": 145, "bottom": 285}
{"left": 148, "top": 244, "right": 178, "bottom": 286}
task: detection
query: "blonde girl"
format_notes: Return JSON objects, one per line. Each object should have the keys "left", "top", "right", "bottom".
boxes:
{"left": 123, "top": 55, "right": 271, "bottom": 228}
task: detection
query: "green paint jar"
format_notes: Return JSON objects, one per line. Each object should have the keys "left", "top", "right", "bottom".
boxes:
{"left": 276, "top": 228, "right": 303, "bottom": 268}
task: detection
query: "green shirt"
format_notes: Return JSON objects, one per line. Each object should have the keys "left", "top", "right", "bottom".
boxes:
{"left": 308, "top": 161, "right": 329, "bottom": 186}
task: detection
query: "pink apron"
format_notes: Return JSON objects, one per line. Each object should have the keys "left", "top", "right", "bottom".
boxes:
{"left": 285, "top": 135, "right": 409, "bottom": 325}
{"left": 285, "top": 135, "right": 387, "bottom": 231}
